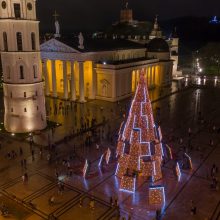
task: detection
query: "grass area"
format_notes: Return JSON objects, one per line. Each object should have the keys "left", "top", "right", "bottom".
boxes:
{"left": 0, "top": 194, "right": 31, "bottom": 219}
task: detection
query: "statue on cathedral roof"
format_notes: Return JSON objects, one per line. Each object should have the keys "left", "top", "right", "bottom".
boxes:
{"left": 78, "top": 32, "right": 84, "bottom": 50}
{"left": 53, "top": 11, "right": 61, "bottom": 38}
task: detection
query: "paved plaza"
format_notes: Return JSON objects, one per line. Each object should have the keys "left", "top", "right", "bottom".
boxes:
{"left": 0, "top": 82, "right": 219, "bottom": 220}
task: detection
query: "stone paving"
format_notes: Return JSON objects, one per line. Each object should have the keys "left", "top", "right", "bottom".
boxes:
{"left": 0, "top": 83, "right": 219, "bottom": 219}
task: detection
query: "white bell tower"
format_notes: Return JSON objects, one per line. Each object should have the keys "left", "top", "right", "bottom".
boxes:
{"left": 0, "top": 0, "right": 47, "bottom": 133}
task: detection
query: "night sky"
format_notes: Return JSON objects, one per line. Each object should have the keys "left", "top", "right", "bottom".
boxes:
{"left": 37, "top": 0, "right": 220, "bottom": 32}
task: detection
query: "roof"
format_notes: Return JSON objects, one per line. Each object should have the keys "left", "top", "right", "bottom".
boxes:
{"left": 56, "top": 36, "right": 145, "bottom": 52}
{"left": 147, "top": 38, "right": 170, "bottom": 53}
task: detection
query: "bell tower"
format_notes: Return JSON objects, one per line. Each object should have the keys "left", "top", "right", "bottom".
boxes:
{"left": 0, "top": 0, "right": 47, "bottom": 132}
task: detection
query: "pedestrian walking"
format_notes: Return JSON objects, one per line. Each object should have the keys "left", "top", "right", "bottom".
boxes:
{"left": 110, "top": 196, "right": 113, "bottom": 206}
{"left": 190, "top": 200, "right": 197, "bottom": 215}
{"left": 23, "top": 159, "right": 27, "bottom": 169}
{"left": 79, "top": 197, "right": 83, "bottom": 207}
{"left": 19, "top": 147, "right": 23, "bottom": 156}
{"left": 89, "top": 198, "right": 95, "bottom": 211}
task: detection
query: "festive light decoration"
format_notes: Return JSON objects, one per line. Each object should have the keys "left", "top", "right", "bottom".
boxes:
{"left": 175, "top": 162, "right": 181, "bottom": 181}
{"left": 105, "top": 148, "right": 111, "bottom": 165}
{"left": 149, "top": 186, "right": 165, "bottom": 205}
{"left": 185, "top": 153, "right": 193, "bottom": 169}
{"left": 165, "top": 144, "right": 173, "bottom": 160}
{"left": 83, "top": 160, "right": 88, "bottom": 178}
{"left": 98, "top": 154, "right": 104, "bottom": 167}
{"left": 119, "top": 176, "right": 136, "bottom": 193}
{"left": 116, "top": 70, "right": 164, "bottom": 180}
{"left": 116, "top": 140, "right": 125, "bottom": 158}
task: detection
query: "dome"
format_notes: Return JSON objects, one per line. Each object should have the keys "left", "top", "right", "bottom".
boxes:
{"left": 147, "top": 38, "right": 170, "bottom": 52}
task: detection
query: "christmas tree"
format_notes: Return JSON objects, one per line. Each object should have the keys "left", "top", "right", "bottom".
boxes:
{"left": 116, "top": 70, "right": 164, "bottom": 193}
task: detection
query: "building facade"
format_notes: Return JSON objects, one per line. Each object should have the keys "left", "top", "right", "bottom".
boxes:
{"left": 0, "top": 0, "right": 47, "bottom": 132}
{"left": 40, "top": 37, "right": 173, "bottom": 102}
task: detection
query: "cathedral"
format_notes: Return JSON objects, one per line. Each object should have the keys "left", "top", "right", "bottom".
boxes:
{"left": 0, "top": 1, "right": 180, "bottom": 132}
{"left": 40, "top": 4, "right": 180, "bottom": 103}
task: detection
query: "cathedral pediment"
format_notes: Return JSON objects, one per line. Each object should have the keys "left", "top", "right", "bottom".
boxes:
{"left": 40, "top": 38, "right": 80, "bottom": 53}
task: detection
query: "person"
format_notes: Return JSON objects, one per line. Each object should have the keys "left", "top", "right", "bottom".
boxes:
{"left": 49, "top": 196, "right": 55, "bottom": 206}
{"left": 89, "top": 199, "right": 95, "bottom": 210}
{"left": 19, "top": 147, "right": 23, "bottom": 156}
{"left": 190, "top": 200, "right": 196, "bottom": 215}
{"left": 79, "top": 197, "right": 83, "bottom": 207}
{"left": 110, "top": 196, "right": 113, "bottom": 206}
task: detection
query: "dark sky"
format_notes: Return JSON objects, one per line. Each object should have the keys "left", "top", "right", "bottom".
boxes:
{"left": 37, "top": 0, "right": 220, "bottom": 32}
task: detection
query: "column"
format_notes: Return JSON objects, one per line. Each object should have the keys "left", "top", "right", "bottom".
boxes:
{"left": 89, "top": 62, "right": 96, "bottom": 99}
{"left": 63, "top": 61, "right": 68, "bottom": 100}
{"left": 43, "top": 60, "right": 50, "bottom": 96}
{"left": 153, "top": 66, "right": 156, "bottom": 86}
{"left": 51, "top": 60, "right": 57, "bottom": 97}
{"left": 149, "top": 66, "right": 153, "bottom": 87}
{"left": 79, "top": 61, "right": 86, "bottom": 103}
{"left": 70, "top": 61, "right": 76, "bottom": 101}
{"left": 133, "top": 70, "right": 136, "bottom": 92}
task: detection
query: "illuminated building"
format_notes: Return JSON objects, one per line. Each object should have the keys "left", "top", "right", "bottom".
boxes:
{"left": 40, "top": 36, "right": 173, "bottom": 102}
{"left": 0, "top": 0, "right": 47, "bottom": 133}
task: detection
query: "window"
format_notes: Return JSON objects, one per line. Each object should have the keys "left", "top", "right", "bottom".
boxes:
{"left": 20, "top": 66, "right": 24, "bottom": 79}
{"left": 33, "top": 65, "right": 37, "bottom": 78}
{"left": 24, "top": 108, "right": 27, "bottom": 112}
{"left": 16, "top": 32, "right": 23, "bottom": 51}
{"left": 24, "top": 92, "right": 26, "bottom": 98}
{"left": 14, "top": 3, "right": 21, "bottom": 18}
{"left": 10, "top": 92, "right": 12, "bottom": 98}
{"left": 1, "top": 1, "right": 6, "bottom": 9}
{"left": 3, "top": 32, "right": 8, "bottom": 51}
{"left": 37, "top": 106, "right": 39, "bottom": 110}
{"left": 27, "top": 2, "right": 32, "bottom": 10}
{"left": 11, "top": 108, "right": 13, "bottom": 112}
{"left": 31, "top": 33, "right": 36, "bottom": 50}
{"left": 35, "top": 91, "right": 38, "bottom": 96}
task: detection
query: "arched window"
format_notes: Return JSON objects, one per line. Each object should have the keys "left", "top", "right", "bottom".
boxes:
{"left": 24, "top": 108, "right": 27, "bottom": 112}
{"left": 16, "top": 32, "right": 23, "bottom": 51}
{"left": 3, "top": 32, "right": 8, "bottom": 51}
{"left": 20, "top": 65, "right": 24, "bottom": 79}
{"left": 33, "top": 65, "right": 37, "bottom": 78}
{"left": 31, "top": 33, "right": 36, "bottom": 50}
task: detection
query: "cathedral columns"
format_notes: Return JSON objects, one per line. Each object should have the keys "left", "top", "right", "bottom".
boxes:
{"left": 79, "top": 61, "right": 86, "bottom": 103}
{"left": 70, "top": 61, "right": 76, "bottom": 101}
{"left": 43, "top": 60, "right": 50, "bottom": 96}
{"left": 89, "top": 62, "right": 96, "bottom": 99}
{"left": 63, "top": 60, "right": 68, "bottom": 100}
{"left": 150, "top": 66, "right": 153, "bottom": 87}
{"left": 51, "top": 60, "right": 57, "bottom": 97}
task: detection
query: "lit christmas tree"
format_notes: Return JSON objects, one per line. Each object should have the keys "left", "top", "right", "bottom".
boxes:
{"left": 116, "top": 70, "right": 165, "bottom": 194}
